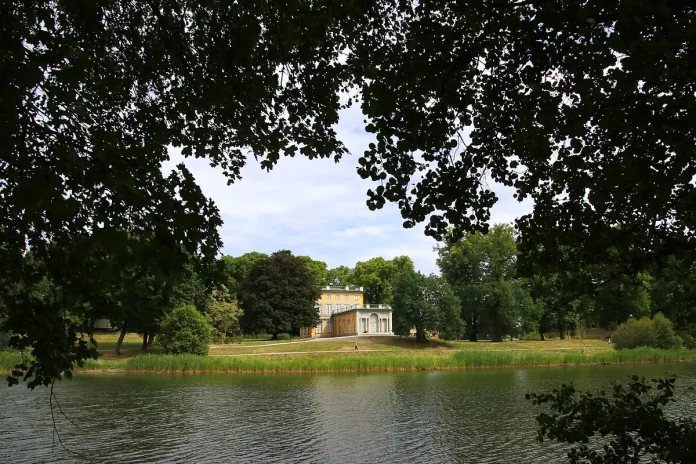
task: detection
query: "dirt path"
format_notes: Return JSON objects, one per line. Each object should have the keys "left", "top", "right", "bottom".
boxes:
{"left": 210, "top": 349, "right": 400, "bottom": 357}
{"left": 209, "top": 335, "right": 394, "bottom": 349}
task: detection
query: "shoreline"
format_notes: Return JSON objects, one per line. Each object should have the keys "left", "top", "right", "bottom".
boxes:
{"left": 3, "top": 347, "right": 695, "bottom": 377}
{"left": 68, "top": 358, "right": 696, "bottom": 376}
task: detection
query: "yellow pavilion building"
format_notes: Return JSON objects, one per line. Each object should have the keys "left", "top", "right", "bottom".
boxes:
{"left": 299, "top": 286, "right": 393, "bottom": 338}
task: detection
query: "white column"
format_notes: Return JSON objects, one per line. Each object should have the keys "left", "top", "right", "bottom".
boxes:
{"left": 355, "top": 311, "right": 360, "bottom": 335}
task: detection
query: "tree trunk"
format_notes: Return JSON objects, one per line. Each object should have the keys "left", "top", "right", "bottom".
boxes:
{"left": 491, "top": 333, "right": 503, "bottom": 342}
{"left": 141, "top": 332, "right": 148, "bottom": 351}
{"left": 147, "top": 331, "right": 155, "bottom": 347}
{"left": 271, "top": 333, "right": 278, "bottom": 340}
{"left": 88, "top": 317, "right": 96, "bottom": 332}
{"left": 415, "top": 327, "right": 427, "bottom": 342}
{"left": 538, "top": 324, "right": 545, "bottom": 341}
{"left": 114, "top": 327, "right": 127, "bottom": 356}
{"left": 559, "top": 325, "right": 566, "bottom": 340}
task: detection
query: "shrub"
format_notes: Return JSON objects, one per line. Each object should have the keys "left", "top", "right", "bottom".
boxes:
{"left": 652, "top": 312, "right": 682, "bottom": 350}
{"left": 678, "top": 324, "right": 696, "bottom": 350}
{"left": 521, "top": 331, "right": 540, "bottom": 341}
{"left": 613, "top": 313, "right": 682, "bottom": 350}
{"left": 682, "top": 334, "right": 696, "bottom": 350}
{"left": 277, "top": 333, "right": 291, "bottom": 340}
{"left": 158, "top": 306, "right": 212, "bottom": 356}
{"left": 613, "top": 317, "right": 657, "bottom": 350}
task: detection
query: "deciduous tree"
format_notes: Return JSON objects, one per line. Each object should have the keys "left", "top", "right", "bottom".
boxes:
{"left": 216, "top": 253, "right": 270, "bottom": 298}
{"left": 351, "top": 256, "right": 415, "bottom": 304}
{"left": 325, "top": 266, "right": 354, "bottom": 286}
{"left": 527, "top": 376, "right": 696, "bottom": 463}
{"left": 205, "top": 286, "right": 242, "bottom": 342}
{"left": 393, "top": 270, "right": 463, "bottom": 342}
{"left": 238, "top": 250, "right": 321, "bottom": 339}
{"left": 438, "top": 224, "right": 531, "bottom": 341}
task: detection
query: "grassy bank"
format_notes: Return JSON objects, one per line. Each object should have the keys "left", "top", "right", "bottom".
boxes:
{"left": 4, "top": 347, "right": 696, "bottom": 375}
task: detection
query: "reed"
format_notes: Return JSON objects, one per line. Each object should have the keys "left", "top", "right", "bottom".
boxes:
{"left": 2, "top": 347, "right": 695, "bottom": 376}
{"left": 0, "top": 351, "right": 23, "bottom": 371}
{"left": 119, "top": 347, "right": 696, "bottom": 374}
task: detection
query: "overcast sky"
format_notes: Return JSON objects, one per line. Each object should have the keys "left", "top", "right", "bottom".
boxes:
{"left": 163, "top": 105, "right": 532, "bottom": 274}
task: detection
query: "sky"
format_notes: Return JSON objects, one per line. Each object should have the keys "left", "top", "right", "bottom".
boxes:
{"left": 163, "top": 104, "right": 532, "bottom": 274}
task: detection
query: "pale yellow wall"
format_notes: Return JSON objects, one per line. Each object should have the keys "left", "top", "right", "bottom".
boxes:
{"left": 302, "top": 289, "right": 364, "bottom": 337}
{"left": 332, "top": 312, "right": 356, "bottom": 336}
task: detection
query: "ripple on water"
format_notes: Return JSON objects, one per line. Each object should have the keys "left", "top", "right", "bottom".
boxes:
{"left": 1, "top": 364, "right": 696, "bottom": 463}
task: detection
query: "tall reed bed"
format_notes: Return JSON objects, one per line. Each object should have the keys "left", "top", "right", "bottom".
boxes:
{"left": 122, "top": 348, "right": 696, "bottom": 374}
{"left": 0, "top": 351, "right": 23, "bottom": 371}
{"left": 2, "top": 347, "right": 695, "bottom": 375}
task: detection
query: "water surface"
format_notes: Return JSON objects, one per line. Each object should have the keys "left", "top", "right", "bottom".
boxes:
{"left": 1, "top": 363, "right": 695, "bottom": 463}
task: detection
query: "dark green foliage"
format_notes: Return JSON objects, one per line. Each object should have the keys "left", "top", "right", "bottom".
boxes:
{"left": 613, "top": 318, "right": 658, "bottom": 350}
{"left": 170, "top": 265, "right": 209, "bottom": 314}
{"left": 649, "top": 257, "right": 696, "bottom": 328}
{"left": 681, "top": 334, "right": 696, "bottom": 350}
{"left": 0, "top": 326, "right": 12, "bottom": 351}
{"left": 392, "top": 270, "right": 463, "bottom": 342}
{"left": 613, "top": 313, "right": 681, "bottom": 351}
{"left": 158, "top": 306, "right": 212, "bottom": 356}
{"left": 325, "top": 266, "right": 354, "bottom": 286}
{"left": 216, "top": 253, "right": 270, "bottom": 298}
{"left": 355, "top": 2, "right": 695, "bottom": 284}
{"left": 652, "top": 313, "right": 683, "bottom": 351}
{"left": 594, "top": 272, "right": 652, "bottom": 329}
{"left": 3, "top": 0, "right": 359, "bottom": 386}
{"left": 520, "top": 332, "right": 540, "bottom": 341}
{"left": 238, "top": 250, "right": 321, "bottom": 338}
{"left": 276, "top": 333, "right": 291, "bottom": 341}
{"left": 298, "top": 257, "right": 329, "bottom": 287}
{"left": 350, "top": 256, "right": 415, "bottom": 304}
{"left": 527, "top": 376, "right": 696, "bottom": 463}
{"left": 5, "top": 0, "right": 695, "bottom": 388}
{"left": 438, "top": 224, "right": 537, "bottom": 341}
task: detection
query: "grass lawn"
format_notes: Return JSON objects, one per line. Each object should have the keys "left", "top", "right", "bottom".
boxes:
{"left": 209, "top": 336, "right": 613, "bottom": 356}
{"left": 92, "top": 333, "right": 147, "bottom": 358}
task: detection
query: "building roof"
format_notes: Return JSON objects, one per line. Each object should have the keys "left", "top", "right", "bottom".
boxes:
{"left": 321, "top": 285, "right": 364, "bottom": 292}
{"left": 331, "top": 304, "right": 392, "bottom": 315}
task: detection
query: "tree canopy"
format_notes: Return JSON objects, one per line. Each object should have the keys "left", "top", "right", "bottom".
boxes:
{"left": 528, "top": 376, "right": 696, "bottom": 463}
{"left": 438, "top": 224, "right": 538, "bottom": 341}
{"left": 238, "top": 250, "right": 321, "bottom": 338}
{"left": 351, "top": 256, "right": 415, "bottom": 304}
{"left": 3, "top": 0, "right": 696, "bottom": 386}
{"left": 392, "top": 270, "right": 463, "bottom": 341}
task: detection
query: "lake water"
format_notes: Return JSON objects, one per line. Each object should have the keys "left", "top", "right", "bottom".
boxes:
{"left": 1, "top": 363, "right": 695, "bottom": 463}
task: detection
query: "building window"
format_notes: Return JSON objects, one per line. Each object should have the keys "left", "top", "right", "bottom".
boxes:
{"left": 344, "top": 295, "right": 349, "bottom": 301}
{"left": 327, "top": 304, "right": 332, "bottom": 315}
{"left": 326, "top": 320, "right": 333, "bottom": 333}
{"left": 316, "top": 322, "right": 322, "bottom": 333}
{"left": 326, "top": 294, "right": 331, "bottom": 300}
{"left": 354, "top": 295, "right": 359, "bottom": 301}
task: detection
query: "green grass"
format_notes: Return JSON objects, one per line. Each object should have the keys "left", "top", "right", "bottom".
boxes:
{"left": 0, "top": 351, "right": 24, "bottom": 372}
{"left": 4, "top": 344, "right": 696, "bottom": 376}
{"left": 79, "top": 347, "right": 696, "bottom": 374}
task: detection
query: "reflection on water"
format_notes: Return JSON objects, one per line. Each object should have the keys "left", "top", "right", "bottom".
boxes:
{"left": 1, "top": 364, "right": 695, "bottom": 463}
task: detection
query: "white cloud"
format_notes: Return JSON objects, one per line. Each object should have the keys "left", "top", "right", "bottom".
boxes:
{"left": 162, "top": 105, "right": 533, "bottom": 275}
